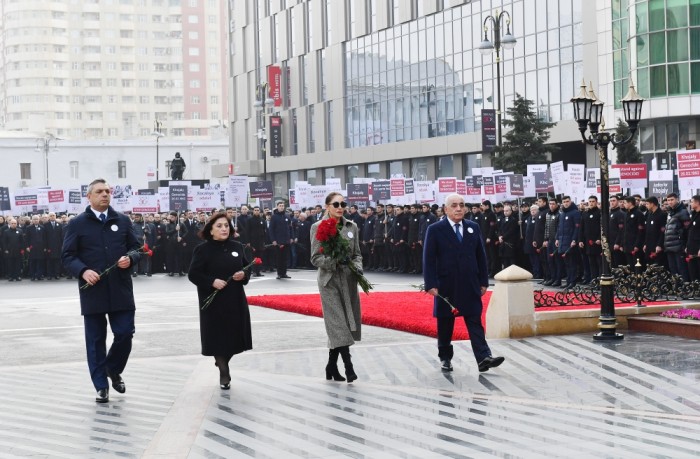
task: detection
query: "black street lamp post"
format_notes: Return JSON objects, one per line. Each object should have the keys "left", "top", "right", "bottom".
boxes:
{"left": 254, "top": 82, "right": 275, "bottom": 180}
{"left": 152, "top": 119, "right": 164, "bottom": 181}
{"left": 479, "top": 9, "right": 517, "bottom": 148}
{"left": 571, "top": 79, "right": 644, "bottom": 341}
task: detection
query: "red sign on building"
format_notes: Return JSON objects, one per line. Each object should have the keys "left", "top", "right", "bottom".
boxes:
{"left": 268, "top": 66, "right": 282, "bottom": 107}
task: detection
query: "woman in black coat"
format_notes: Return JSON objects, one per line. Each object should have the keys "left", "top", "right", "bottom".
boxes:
{"left": 188, "top": 212, "right": 252, "bottom": 390}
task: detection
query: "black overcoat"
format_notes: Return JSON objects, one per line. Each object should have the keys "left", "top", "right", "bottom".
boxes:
{"left": 62, "top": 206, "right": 141, "bottom": 315}
{"left": 188, "top": 239, "right": 252, "bottom": 357}
{"left": 25, "top": 224, "right": 46, "bottom": 260}
{"left": 44, "top": 221, "right": 64, "bottom": 259}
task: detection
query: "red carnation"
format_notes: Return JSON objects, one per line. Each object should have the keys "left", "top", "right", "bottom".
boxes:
{"left": 650, "top": 253, "right": 657, "bottom": 259}
{"left": 451, "top": 308, "right": 460, "bottom": 316}
{"left": 686, "top": 256, "right": 692, "bottom": 262}
{"left": 319, "top": 246, "right": 324, "bottom": 254}
{"left": 253, "top": 257, "right": 263, "bottom": 265}
{"left": 147, "top": 250, "right": 154, "bottom": 257}
{"left": 144, "top": 242, "right": 150, "bottom": 251}
{"left": 588, "top": 240, "right": 593, "bottom": 246}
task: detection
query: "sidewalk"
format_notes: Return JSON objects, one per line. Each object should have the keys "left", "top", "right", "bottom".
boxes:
{"left": 1, "top": 327, "right": 699, "bottom": 458}
{"left": 1, "top": 270, "right": 699, "bottom": 458}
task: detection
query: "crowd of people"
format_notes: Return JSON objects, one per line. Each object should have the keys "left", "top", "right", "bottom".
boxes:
{"left": 3, "top": 192, "right": 699, "bottom": 287}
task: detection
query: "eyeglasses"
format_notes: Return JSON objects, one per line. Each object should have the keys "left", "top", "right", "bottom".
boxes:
{"left": 331, "top": 201, "right": 348, "bottom": 208}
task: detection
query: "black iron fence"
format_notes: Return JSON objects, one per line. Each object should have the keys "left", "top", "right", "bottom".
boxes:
{"left": 534, "top": 264, "right": 700, "bottom": 308}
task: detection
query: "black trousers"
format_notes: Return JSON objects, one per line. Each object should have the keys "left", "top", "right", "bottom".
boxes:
{"left": 437, "top": 314, "right": 491, "bottom": 363}
{"left": 371, "top": 243, "right": 385, "bottom": 269}
{"left": 276, "top": 244, "right": 289, "bottom": 276}
{"left": 7, "top": 256, "right": 22, "bottom": 279}
{"left": 166, "top": 242, "right": 181, "bottom": 273}
{"left": 587, "top": 253, "right": 602, "bottom": 280}
{"left": 411, "top": 243, "right": 423, "bottom": 273}
{"left": 29, "top": 258, "right": 45, "bottom": 279}
{"left": 46, "top": 257, "right": 62, "bottom": 278}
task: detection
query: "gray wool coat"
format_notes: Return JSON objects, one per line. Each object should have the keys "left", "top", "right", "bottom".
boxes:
{"left": 310, "top": 217, "right": 363, "bottom": 349}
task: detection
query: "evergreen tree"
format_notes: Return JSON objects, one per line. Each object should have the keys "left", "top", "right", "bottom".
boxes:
{"left": 613, "top": 118, "right": 641, "bottom": 164}
{"left": 492, "top": 94, "right": 559, "bottom": 175}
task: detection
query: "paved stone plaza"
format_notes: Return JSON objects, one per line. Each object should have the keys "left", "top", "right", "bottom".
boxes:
{"left": 0, "top": 270, "right": 699, "bottom": 458}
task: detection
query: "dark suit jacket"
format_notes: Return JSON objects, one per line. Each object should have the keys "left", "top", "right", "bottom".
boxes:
{"left": 62, "top": 206, "right": 141, "bottom": 315}
{"left": 423, "top": 218, "right": 489, "bottom": 318}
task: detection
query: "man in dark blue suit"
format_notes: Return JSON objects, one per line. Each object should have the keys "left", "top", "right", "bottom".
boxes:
{"left": 423, "top": 193, "right": 505, "bottom": 373}
{"left": 62, "top": 178, "right": 141, "bottom": 403}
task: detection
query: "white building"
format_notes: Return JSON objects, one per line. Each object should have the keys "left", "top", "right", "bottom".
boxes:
{"left": 0, "top": 0, "right": 229, "bottom": 141}
{"left": 0, "top": 133, "right": 229, "bottom": 192}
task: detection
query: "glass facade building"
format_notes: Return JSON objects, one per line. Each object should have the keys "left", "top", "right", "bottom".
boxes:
{"left": 226, "top": 0, "right": 700, "bottom": 187}
{"left": 345, "top": 2, "right": 583, "bottom": 148}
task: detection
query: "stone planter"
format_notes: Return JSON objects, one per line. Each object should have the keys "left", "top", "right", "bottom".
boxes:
{"left": 627, "top": 316, "right": 700, "bottom": 340}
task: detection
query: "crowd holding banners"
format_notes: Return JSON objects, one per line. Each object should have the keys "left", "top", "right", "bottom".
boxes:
{"left": 4, "top": 148, "right": 700, "bottom": 283}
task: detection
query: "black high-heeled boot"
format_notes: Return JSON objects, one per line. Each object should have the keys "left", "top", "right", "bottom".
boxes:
{"left": 325, "top": 348, "right": 346, "bottom": 381}
{"left": 338, "top": 346, "right": 357, "bottom": 383}
{"left": 214, "top": 356, "right": 231, "bottom": 389}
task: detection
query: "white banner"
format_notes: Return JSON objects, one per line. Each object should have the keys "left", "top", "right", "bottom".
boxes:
{"left": 293, "top": 181, "right": 311, "bottom": 208}
{"left": 523, "top": 176, "right": 536, "bottom": 197}
{"left": 325, "top": 177, "right": 342, "bottom": 193}
{"left": 158, "top": 187, "right": 170, "bottom": 213}
{"left": 527, "top": 164, "right": 549, "bottom": 176}
{"left": 414, "top": 181, "right": 435, "bottom": 203}
{"left": 67, "top": 190, "right": 83, "bottom": 214}
{"left": 568, "top": 164, "right": 586, "bottom": 203}
{"left": 225, "top": 175, "right": 249, "bottom": 206}
{"left": 47, "top": 189, "right": 66, "bottom": 213}
{"left": 192, "top": 189, "right": 220, "bottom": 212}
{"left": 550, "top": 161, "right": 566, "bottom": 195}
{"left": 649, "top": 169, "right": 674, "bottom": 181}
{"left": 130, "top": 194, "right": 158, "bottom": 213}
{"left": 111, "top": 196, "right": 131, "bottom": 212}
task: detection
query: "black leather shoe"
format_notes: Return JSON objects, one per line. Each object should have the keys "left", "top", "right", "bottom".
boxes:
{"left": 440, "top": 359, "right": 453, "bottom": 372}
{"left": 478, "top": 356, "right": 505, "bottom": 372}
{"left": 108, "top": 372, "right": 126, "bottom": 393}
{"left": 95, "top": 388, "right": 109, "bottom": 403}
{"left": 542, "top": 279, "right": 553, "bottom": 286}
{"left": 550, "top": 281, "right": 562, "bottom": 287}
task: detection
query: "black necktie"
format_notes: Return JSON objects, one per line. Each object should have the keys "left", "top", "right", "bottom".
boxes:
{"left": 99, "top": 214, "right": 106, "bottom": 223}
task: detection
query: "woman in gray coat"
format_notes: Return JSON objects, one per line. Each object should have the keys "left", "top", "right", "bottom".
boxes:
{"left": 310, "top": 192, "right": 363, "bottom": 382}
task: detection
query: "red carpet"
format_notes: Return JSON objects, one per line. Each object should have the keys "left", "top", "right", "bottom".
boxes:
{"left": 248, "top": 291, "right": 491, "bottom": 340}
{"left": 247, "top": 291, "right": 680, "bottom": 340}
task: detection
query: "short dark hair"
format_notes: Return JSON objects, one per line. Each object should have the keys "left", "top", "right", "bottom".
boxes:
{"left": 692, "top": 195, "right": 700, "bottom": 203}
{"left": 198, "top": 212, "right": 230, "bottom": 241}
{"left": 562, "top": 196, "right": 571, "bottom": 201}
{"left": 169, "top": 211, "right": 178, "bottom": 216}
{"left": 549, "top": 198, "right": 559, "bottom": 204}
{"left": 588, "top": 196, "right": 598, "bottom": 201}
{"left": 645, "top": 196, "right": 659, "bottom": 206}
{"left": 624, "top": 196, "right": 636, "bottom": 205}
{"left": 667, "top": 192, "right": 679, "bottom": 199}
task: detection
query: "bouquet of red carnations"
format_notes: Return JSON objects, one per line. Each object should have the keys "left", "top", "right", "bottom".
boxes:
{"left": 315, "top": 218, "right": 373, "bottom": 294}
